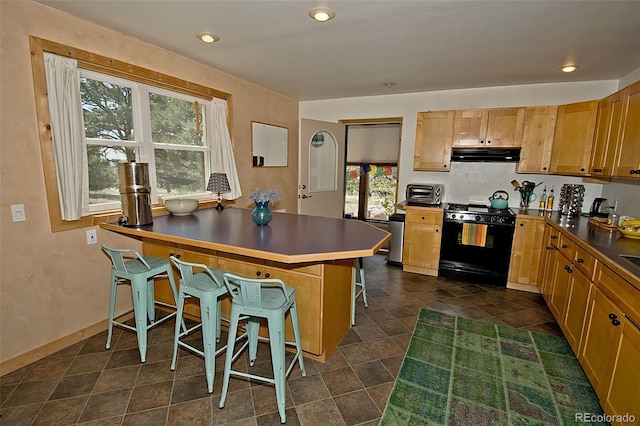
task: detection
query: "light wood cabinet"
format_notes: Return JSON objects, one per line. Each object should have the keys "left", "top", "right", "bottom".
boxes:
{"left": 561, "top": 265, "right": 592, "bottom": 355}
{"left": 590, "top": 89, "right": 626, "bottom": 176}
{"left": 580, "top": 286, "right": 624, "bottom": 397}
{"left": 517, "top": 106, "right": 557, "bottom": 174}
{"left": 604, "top": 318, "right": 640, "bottom": 422}
{"left": 216, "top": 254, "right": 325, "bottom": 355}
{"left": 538, "top": 225, "right": 559, "bottom": 301}
{"left": 613, "top": 80, "right": 640, "bottom": 178}
{"left": 413, "top": 111, "right": 455, "bottom": 171}
{"left": 538, "top": 224, "right": 640, "bottom": 417}
{"left": 547, "top": 250, "right": 572, "bottom": 321}
{"left": 452, "top": 107, "right": 525, "bottom": 147}
{"left": 507, "top": 215, "right": 546, "bottom": 289}
{"left": 143, "top": 242, "right": 353, "bottom": 361}
{"left": 402, "top": 207, "right": 443, "bottom": 276}
{"left": 549, "top": 100, "right": 598, "bottom": 175}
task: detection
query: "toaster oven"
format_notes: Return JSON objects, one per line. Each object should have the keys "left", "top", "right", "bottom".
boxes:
{"left": 406, "top": 184, "right": 444, "bottom": 206}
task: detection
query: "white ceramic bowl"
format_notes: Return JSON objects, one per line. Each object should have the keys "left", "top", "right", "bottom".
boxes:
{"left": 164, "top": 198, "right": 199, "bottom": 216}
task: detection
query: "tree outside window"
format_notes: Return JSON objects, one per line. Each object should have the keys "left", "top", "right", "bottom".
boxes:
{"left": 81, "top": 72, "right": 211, "bottom": 211}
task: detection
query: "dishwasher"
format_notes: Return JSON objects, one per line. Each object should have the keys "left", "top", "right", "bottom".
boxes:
{"left": 387, "top": 213, "right": 405, "bottom": 266}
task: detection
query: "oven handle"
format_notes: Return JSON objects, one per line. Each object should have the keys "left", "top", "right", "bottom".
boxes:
{"left": 443, "top": 219, "right": 515, "bottom": 228}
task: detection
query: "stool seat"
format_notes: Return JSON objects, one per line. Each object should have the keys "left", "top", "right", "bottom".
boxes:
{"left": 218, "top": 273, "right": 306, "bottom": 424}
{"left": 102, "top": 245, "right": 181, "bottom": 363}
{"left": 170, "top": 256, "right": 232, "bottom": 393}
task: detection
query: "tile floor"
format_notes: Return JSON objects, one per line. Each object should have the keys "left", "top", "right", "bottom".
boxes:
{"left": 1, "top": 254, "right": 562, "bottom": 426}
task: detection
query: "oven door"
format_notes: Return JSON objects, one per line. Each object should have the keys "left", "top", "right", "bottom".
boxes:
{"left": 438, "top": 219, "right": 515, "bottom": 286}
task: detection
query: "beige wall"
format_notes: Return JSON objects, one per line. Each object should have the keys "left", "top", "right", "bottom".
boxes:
{"left": 0, "top": 1, "right": 298, "bottom": 373}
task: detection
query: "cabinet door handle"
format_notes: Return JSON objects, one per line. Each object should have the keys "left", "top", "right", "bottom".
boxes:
{"left": 577, "top": 258, "right": 584, "bottom": 263}
{"left": 612, "top": 319, "right": 621, "bottom": 326}
{"left": 519, "top": 223, "right": 524, "bottom": 227}
{"left": 609, "top": 313, "right": 617, "bottom": 320}
{"left": 265, "top": 273, "right": 271, "bottom": 278}
{"left": 561, "top": 244, "right": 568, "bottom": 249}
{"left": 169, "top": 252, "right": 181, "bottom": 259}
{"left": 550, "top": 235, "right": 557, "bottom": 239}
{"left": 256, "top": 271, "right": 261, "bottom": 276}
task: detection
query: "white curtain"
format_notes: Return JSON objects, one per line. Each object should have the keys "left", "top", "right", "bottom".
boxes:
{"left": 210, "top": 98, "right": 242, "bottom": 199}
{"left": 44, "top": 53, "right": 88, "bottom": 220}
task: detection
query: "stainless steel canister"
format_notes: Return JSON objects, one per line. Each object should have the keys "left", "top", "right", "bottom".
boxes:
{"left": 118, "top": 162, "right": 153, "bottom": 227}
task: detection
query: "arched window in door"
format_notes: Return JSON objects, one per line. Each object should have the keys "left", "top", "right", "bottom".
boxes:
{"left": 309, "top": 130, "right": 337, "bottom": 192}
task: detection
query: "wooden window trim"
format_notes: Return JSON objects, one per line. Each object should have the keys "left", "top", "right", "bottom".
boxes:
{"left": 29, "top": 36, "right": 233, "bottom": 232}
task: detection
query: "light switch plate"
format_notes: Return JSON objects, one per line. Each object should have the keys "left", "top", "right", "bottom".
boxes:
{"left": 11, "top": 204, "right": 26, "bottom": 222}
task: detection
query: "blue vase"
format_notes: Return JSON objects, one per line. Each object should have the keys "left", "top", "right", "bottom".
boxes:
{"left": 251, "top": 201, "right": 272, "bottom": 225}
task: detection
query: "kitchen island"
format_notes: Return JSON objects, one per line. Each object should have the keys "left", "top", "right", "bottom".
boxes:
{"left": 101, "top": 207, "right": 391, "bottom": 361}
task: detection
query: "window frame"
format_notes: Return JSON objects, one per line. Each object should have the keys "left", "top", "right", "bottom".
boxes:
{"left": 29, "top": 36, "right": 232, "bottom": 232}
{"left": 81, "top": 70, "right": 215, "bottom": 212}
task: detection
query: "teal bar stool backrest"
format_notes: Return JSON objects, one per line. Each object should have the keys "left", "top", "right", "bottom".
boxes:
{"left": 218, "top": 272, "right": 306, "bottom": 424}
{"left": 169, "top": 256, "right": 232, "bottom": 394}
{"left": 101, "top": 245, "right": 181, "bottom": 363}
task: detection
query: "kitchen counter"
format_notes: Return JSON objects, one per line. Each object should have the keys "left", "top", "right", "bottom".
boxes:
{"left": 100, "top": 207, "right": 391, "bottom": 361}
{"left": 101, "top": 206, "right": 391, "bottom": 263}
{"left": 516, "top": 208, "right": 640, "bottom": 288}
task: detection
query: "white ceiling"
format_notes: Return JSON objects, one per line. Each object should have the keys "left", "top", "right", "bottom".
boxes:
{"left": 35, "top": 0, "right": 640, "bottom": 101}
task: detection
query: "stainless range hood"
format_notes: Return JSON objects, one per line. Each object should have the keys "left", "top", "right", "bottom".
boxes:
{"left": 451, "top": 147, "right": 521, "bottom": 162}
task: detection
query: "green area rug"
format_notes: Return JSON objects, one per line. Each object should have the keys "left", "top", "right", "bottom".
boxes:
{"left": 381, "top": 308, "right": 607, "bottom": 425}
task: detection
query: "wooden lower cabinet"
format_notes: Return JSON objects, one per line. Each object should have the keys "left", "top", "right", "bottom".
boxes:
{"left": 561, "top": 268, "right": 592, "bottom": 354}
{"left": 540, "top": 224, "right": 640, "bottom": 420}
{"left": 580, "top": 287, "right": 624, "bottom": 398}
{"left": 547, "top": 250, "right": 572, "bottom": 322}
{"left": 538, "top": 225, "right": 559, "bottom": 300}
{"left": 507, "top": 215, "right": 546, "bottom": 289}
{"left": 216, "top": 255, "right": 324, "bottom": 356}
{"left": 143, "top": 242, "right": 353, "bottom": 361}
{"left": 402, "top": 207, "right": 443, "bottom": 276}
{"left": 604, "top": 318, "right": 640, "bottom": 423}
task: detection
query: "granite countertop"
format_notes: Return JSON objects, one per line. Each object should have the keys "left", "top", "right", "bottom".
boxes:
{"left": 517, "top": 208, "right": 640, "bottom": 286}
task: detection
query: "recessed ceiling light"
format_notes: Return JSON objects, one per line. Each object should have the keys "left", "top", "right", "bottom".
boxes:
{"left": 197, "top": 33, "right": 219, "bottom": 43}
{"left": 561, "top": 65, "right": 579, "bottom": 73}
{"left": 308, "top": 7, "right": 336, "bottom": 22}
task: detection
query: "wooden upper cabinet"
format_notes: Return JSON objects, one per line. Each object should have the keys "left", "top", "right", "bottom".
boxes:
{"left": 453, "top": 107, "right": 525, "bottom": 147}
{"left": 549, "top": 100, "right": 598, "bottom": 176}
{"left": 613, "top": 80, "right": 640, "bottom": 178}
{"left": 413, "top": 110, "right": 454, "bottom": 171}
{"left": 590, "top": 89, "right": 626, "bottom": 176}
{"left": 517, "top": 106, "right": 557, "bottom": 174}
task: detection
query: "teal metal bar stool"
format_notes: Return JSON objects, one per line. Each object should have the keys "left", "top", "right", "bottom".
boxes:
{"left": 102, "top": 245, "right": 181, "bottom": 363}
{"left": 352, "top": 257, "right": 368, "bottom": 325}
{"left": 169, "top": 256, "right": 231, "bottom": 393}
{"left": 218, "top": 272, "right": 306, "bottom": 424}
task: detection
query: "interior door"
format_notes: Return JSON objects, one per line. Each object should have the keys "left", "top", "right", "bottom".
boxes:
{"left": 299, "top": 118, "right": 345, "bottom": 218}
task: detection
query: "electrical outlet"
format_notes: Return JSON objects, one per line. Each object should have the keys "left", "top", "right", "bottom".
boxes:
{"left": 86, "top": 229, "right": 97, "bottom": 245}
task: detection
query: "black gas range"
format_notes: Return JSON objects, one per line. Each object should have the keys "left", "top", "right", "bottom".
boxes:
{"left": 439, "top": 203, "right": 517, "bottom": 286}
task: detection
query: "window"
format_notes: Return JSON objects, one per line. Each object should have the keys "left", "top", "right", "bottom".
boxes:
{"left": 30, "top": 36, "right": 233, "bottom": 231}
{"left": 345, "top": 164, "right": 398, "bottom": 221}
{"left": 343, "top": 122, "right": 401, "bottom": 222}
{"left": 81, "top": 71, "right": 212, "bottom": 212}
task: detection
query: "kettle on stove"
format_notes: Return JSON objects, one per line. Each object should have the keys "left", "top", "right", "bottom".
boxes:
{"left": 589, "top": 198, "right": 610, "bottom": 218}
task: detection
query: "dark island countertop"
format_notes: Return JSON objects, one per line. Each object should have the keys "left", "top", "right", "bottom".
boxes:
{"left": 101, "top": 207, "right": 391, "bottom": 264}
{"left": 517, "top": 209, "right": 640, "bottom": 287}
